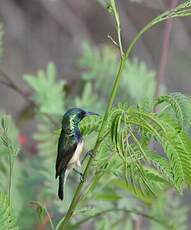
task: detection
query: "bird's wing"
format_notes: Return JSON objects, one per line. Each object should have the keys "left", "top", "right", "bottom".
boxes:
{"left": 56, "top": 133, "right": 77, "bottom": 178}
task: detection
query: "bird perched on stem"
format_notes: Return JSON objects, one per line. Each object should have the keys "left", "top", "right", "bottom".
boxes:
{"left": 55, "top": 108, "right": 99, "bottom": 200}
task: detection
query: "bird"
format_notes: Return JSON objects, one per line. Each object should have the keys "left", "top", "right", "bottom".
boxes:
{"left": 55, "top": 108, "right": 99, "bottom": 200}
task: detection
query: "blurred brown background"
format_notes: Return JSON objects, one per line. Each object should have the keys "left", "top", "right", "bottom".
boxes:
{"left": 0, "top": 0, "right": 190, "bottom": 113}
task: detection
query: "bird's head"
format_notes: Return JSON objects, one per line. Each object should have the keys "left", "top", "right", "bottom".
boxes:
{"left": 62, "top": 108, "right": 99, "bottom": 128}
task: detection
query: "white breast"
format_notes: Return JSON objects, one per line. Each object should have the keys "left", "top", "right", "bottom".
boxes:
{"left": 68, "top": 140, "right": 84, "bottom": 168}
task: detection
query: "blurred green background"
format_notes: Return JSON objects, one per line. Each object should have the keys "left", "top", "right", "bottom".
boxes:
{"left": 0, "top": 0, "right": 191, "bottom": 229}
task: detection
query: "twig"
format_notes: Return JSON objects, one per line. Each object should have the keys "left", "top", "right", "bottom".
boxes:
{"left": 0, "top": 69, "right": 59, "bottom": 128}
{"left": 31, "top": 201, "right": 55, "bottom": 230}
{"left": 8, "top": 154, "right": 13, "bottom": 205}
{"left": 107, "top": 35, "right": 119, "bottom": 48}
{"left": 70, "top": 208, "right": 172, "bottom": 229}
{"left": 155, "top": 0, "right": 178, "bottom": 98}
{"left": 110, "top": 0, "right": 124, "bottom": 56}
{"left": 0, "top": 69, "right": 30, "bottom": 102}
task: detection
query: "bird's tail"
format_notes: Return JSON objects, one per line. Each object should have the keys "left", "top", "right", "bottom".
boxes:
{"left": 58, "top": 172, "right": 65, "bottom": 200}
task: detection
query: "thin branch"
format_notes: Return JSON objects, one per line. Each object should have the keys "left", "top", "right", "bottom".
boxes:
{"left": 155, "top": 0, "right": 178, "bottom": 97}
{"left": 44, "top": 206, "right": 55, "bottom": 230}
{"left": 8, "top": 154, "right": 13, "bottom": 205}
{"left": 0, "top": 69, "right": 59, "bottom": 128}
{"left": 71, "top": 208, "right": 172, "bottom": 229}
{"left": 0, "top": 78, "right": 10, "bottom": 86}
{"left": 107, "top": 35, "right": 119, "bottom": 48}
{"left": 31, "top": 201, "right": 55, "bottom": 230}
{"left": 0, "top": 69, "right": 30, "bottom": 102}
{"left": 111, "top": 0, "right": 124, "bottom": 56}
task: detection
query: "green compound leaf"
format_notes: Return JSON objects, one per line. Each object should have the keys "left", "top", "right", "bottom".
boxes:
{"left": 0, "top": 192, "right": 19, "bottom": 230}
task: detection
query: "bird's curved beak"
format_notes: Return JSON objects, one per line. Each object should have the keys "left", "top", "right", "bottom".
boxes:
{"left": 85, "top": 111, "right": 100, "bottom": 116}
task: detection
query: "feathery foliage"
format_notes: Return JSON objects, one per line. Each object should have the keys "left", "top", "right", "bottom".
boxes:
{"left": 75, "top": 82, "right": 104, "bottom": 112}
{"left": 79, "top": 43, "right": 159, "bottom": 104}
{"left": 109, "top": 96, "right": 191, "bottom": 196}
{"left": 155, "top": 92, "right": 191, "bottom": 128}
{"left": 0, "top": 115, "right": 20, "bottom": 157}
{"left": 24, "top": 63, "right": 65, "bottom": 115}
{"left": 0, "top": 115, "right": 23, "bottom": 224}
{"left": 0, "top": 192, "right": 19, "bottom": 230}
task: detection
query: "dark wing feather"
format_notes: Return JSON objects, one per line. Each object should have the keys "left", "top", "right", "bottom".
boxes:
{"left": 55, "top": 145, "right": 77, "bottom": 178}
{"left": 55, "top": 129, "right": 77, "bottom": 178}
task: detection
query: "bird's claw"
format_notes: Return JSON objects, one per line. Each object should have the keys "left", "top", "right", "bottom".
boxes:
{"left": 81, "top": 150, "right": 95, "bottom": 165}
{"left": 80, "top": 173, "right": 85, "bottom": 182}
{"left": 88, "top": 151, "right": 95, "bottom": 158}
{"left": 73, "top": 168, "right": 85, "bottom": 182}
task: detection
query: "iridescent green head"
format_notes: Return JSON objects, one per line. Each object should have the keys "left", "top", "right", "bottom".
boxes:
{"left": 62, "top": 108, "right": 99, "bottom": 129}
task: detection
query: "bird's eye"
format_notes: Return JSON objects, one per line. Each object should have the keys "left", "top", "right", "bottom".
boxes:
{"left": 80, "top": 111, "right": 86, "bottom": 118}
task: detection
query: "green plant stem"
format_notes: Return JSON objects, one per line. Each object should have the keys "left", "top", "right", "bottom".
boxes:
{"left": 70, "top": 208, "right": 172, "bottom": 229}
{"left": 98, "top": 56, "right": 126, "bottom": 139}
{"left": 8, "top": 154, "right": 13, "bottom": 206}
{"left": 111, "top": 0, "right": 124, "bottom": 56}
{"left": 44, "top": 206, "right": 55, "bottom": 230}
{"left": 126, "top": 1, "right": 191, "bottom": 58}
{"left": 31, "top": 201, "right": 55, "bottom": 230}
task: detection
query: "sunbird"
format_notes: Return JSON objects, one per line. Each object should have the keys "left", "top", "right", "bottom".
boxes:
{"left": 55, "top": 108, "right": 98, "bottom": 200}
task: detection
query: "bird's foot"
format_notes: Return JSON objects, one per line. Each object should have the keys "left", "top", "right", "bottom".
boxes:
{"left": 81, "top": 150, "right": 95, "bottom": 165}
{"left": 80, "top": 173, "right": 85, "bottom": 182}
{"left": 73, "top": 168, "right": 85, "bottom": 182}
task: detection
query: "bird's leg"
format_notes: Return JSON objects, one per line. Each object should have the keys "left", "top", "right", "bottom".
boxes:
{"left": 73, "top": 151, "right": 94, "bottom": 182}
{"left": 81, "top": 150, "right": 95, "bottom": 165}
{"left": 73, "top": 168, "right": 85, "bottom": 182}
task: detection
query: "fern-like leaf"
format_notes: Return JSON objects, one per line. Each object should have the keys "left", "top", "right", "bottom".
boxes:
{"left": 80, "top": 115, "right": 102, "bottom": 136}
{"left": 23, "top": 63, "right": 65, "bottom": 115}
{"left": 79, "top": 43, "right": 158, "bottom": 104}
{"left": 0, "top": 115, "right": 20, "bottom": 156}
{"left": 155, "top": 92, "right": 191, "bottom": 128}
{"left": 110, "top": 101, "right": 191, "bottom": 195}
{"left": 0, "top": 192, "right": 19, "bottom": 230}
